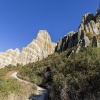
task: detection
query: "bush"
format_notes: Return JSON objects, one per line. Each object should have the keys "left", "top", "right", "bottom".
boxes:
{"left": 18, "top": 47, "right": 100, "bottom": 100}
{"left": 0, "top": 79, "right": 23, "bottom": 98}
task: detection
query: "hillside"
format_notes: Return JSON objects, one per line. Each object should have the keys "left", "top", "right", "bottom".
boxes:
{"left": 18, "top": 47, "right": 100, "bottom": 100}
{"left": 17, "top": 6, "right": 100, "bottom": 99}
{"left": 0, "top": 66, "right": 37, "bottom": 100}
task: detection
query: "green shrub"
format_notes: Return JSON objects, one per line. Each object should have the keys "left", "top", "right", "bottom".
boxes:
{"left": 17, "top": 47, "right": 100, "bottom": 99}
{"left": 86, "top": 32, "right": 93, "bottom": 40}
{"left": 0, "top": 79, "right": 23, "bottom": 98}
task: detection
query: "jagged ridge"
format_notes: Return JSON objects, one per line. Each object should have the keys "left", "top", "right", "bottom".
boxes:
{"left": 55, "top": 5, "right": 100, "bottom": 52}
{"left": 0, "top": 30, "right": 56, "bottom": 68}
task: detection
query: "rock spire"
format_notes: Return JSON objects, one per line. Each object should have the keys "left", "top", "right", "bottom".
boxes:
{"left": 55, "top": 4, "right": 100, "bottom": 52}
{"left": 0, "top": 30, "right": 56, "bottom": 68}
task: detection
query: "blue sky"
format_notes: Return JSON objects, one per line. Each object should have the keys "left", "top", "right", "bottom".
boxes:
{"left": 0, "top": 0, "right": 99, "bottom": 52}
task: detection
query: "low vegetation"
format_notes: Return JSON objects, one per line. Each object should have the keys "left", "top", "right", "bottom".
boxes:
{"left": 1, "top": 47, "right": 100, "bottom": 99}
{"left": 0, "top": 64, "right": 34, "bottom": 98}
{"left": 0, "top": 79, "right": 23, "bottom": 98}
{"left": 18, "top": 47, "right": 100, "bottom": 100}
{"left": 86, "top": 32, "right": 93, "bottom": 41}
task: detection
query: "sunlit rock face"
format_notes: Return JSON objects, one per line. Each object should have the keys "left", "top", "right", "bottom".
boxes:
{"left": 55, "top": 30, "right": 90, "bottom": 52}
{"left": 79, "top": 13, "right": 100, "bottom": 35}
{"left": 0, "top": 49, "right": 20, "bottom": 68}
{"left": 79, "top": 5, "right": 100, "bottom": 35}
{"left": 0, "top": 30, "right": 56, "bottom": 68}
{"left": 19, "top": 30, "right": 56, "bottom": 65}
{"left": 55, "top": 6, "right": 100, "bottom": 52}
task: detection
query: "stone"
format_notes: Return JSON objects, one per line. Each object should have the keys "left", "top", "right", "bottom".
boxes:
{"left": 83, "top": 36, "right": 90, "bottom": 47}
{"left": 55, "top": 31, "right": 76, "bottom": 52}
{"left": 78, "top": 7, "right": 100, "bottom": 35}
{"left": 75, "top": 46, "right": 81, "bottom": 54}
{"left": 0, "top": 30, "right": 56, "bottom": 68}
{"left": 67, "top": 31, "right": 75, "bottom": 48}
{"left": 55, "top": 6, "right": 100, "bottom": 52}
{"left": 55, "top": 30, "right": 90, "bottom": 52}
{"left": 56, "top": 38, "right": 63, "bottom": 52}
{"left": 79, "top": 13, "right": 95, "bottom": 34}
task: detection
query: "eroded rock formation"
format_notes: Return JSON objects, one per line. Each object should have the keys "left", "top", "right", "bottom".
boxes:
{"left": 55, "top": 5, "right": 100, "bottom": 52}
{"left": 0, "top": 30, "right": 56, "bottom": 68}
{"left": 55, "top": 30, "right": 90, "bottom": 52}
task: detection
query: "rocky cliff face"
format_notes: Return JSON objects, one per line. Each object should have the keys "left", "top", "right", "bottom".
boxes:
{"left": 79, "top": 12, "right": 100, "bottom": 35}
{"left": 55, "top": 6, "right": 100, "bottom": 52}
{"left": 0, "top": 30, "right": 56, "bottom": 68}
{"left": 55, "top": 30, "right": 90, "bottom": 52}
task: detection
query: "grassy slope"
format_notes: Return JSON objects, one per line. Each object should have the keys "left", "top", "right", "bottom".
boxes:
{"left": 0, "top": 65, "right": 24, "bottom": 98}
{"left": 1, "top": 47, "right": 100, "bottom": 99}
{"left": 18, "top": 47, "right": 100, "bottom": 100}
{"left": 0, "top": 78, "right": 23, "bottom": 98}
{"left": 0, "top": 66, "right": 36, "bottom": 98}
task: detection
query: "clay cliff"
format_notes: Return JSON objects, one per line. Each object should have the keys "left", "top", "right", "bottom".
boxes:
{"left": 55, "top": 5, "right": 100, "bottom": 52}
{"left": 0, "top": 30, "right": 56, "bottom": 68}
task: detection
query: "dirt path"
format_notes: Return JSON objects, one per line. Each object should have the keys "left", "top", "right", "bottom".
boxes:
{"left": 5, "top": 71, "right": 17, "bottom": 79}
{"left": 11, "top": 72, "right": 29, "bottom": 84}
{"left": 11, "top": 71, "right": 48, "bottom": 100}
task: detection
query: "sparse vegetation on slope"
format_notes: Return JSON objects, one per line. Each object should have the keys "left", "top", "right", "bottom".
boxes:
{"left": 18, "top": 47, "right": 100, "bottom": 100}
{"left": 0, "top": 79, "right": 23, "bottom": 98}
{"left": 0, "top": 65, "right": 36, "bottom": 99}
{"left": 1, "top": 46, "right": 100, "bottom": 100}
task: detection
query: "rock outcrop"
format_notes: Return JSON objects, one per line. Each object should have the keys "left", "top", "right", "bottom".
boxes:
{"left": 55, "top": 5, "right": 100, "bottom": 52}
{"left": 0, "top": 49, "right": 21, "bottom": 68}
{"left": 55, "top": 30, "right": 90, "bottom": 52}
{"left": 79, "top": 12, "right": 100, "bottom": 35}
{"left": 0, "top": 30, "right": 56, "bottom": 68}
